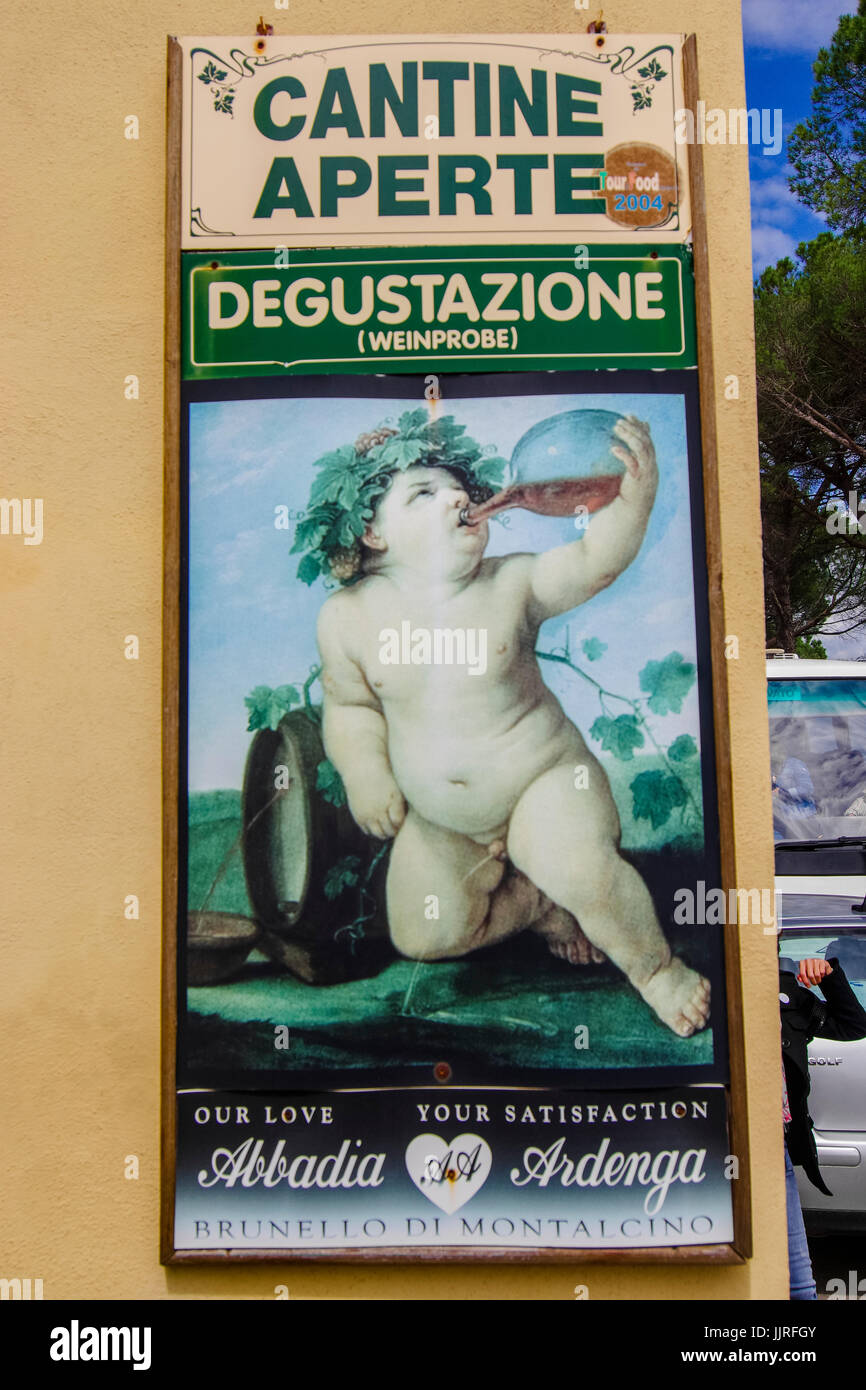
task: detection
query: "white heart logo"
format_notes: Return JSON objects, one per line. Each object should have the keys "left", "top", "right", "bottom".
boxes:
{"left": 405, "top": 1133, "right": 492, "bottom": 1214}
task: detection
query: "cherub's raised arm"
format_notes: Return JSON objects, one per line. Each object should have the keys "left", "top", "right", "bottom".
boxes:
{"left": 316, "top": 595, "right": 406, "bottom": 839}
{"left": 527, "top": 416, "right": 658, "bottom": 624}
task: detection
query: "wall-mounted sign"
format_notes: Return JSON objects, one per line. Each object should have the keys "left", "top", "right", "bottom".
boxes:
{"left": 183, "top": 245, "right": 695, "bottom": 378}
{"left": 180, "top": 34, "right": 691, "bottom": 247}
{"left": 164, "top": 33, "right": 746, "bottom": 1266}
{"left": 177, "top": 1086, "right": 733, "bottom": 1252}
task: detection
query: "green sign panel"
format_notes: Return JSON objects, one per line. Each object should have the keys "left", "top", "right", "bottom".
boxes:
{"left": 182, "top": 244, "right": 695, "bottom": 379}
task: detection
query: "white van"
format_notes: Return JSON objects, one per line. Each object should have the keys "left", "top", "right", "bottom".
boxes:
{"left": 768, "top": 656, "right": 866, "bottom": 1229}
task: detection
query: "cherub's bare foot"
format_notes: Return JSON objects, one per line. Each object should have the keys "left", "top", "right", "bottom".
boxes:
{"left": 487, "top": 838, "right": 507, "bottom": 862}
{"left": 531, "top": 901, "right": 606, "bottom": 966}
{"left": 637, "top": 958, "right": 710, "bottom": 1037}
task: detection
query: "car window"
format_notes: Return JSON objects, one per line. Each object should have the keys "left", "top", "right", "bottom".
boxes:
{"left": 779, "top": 931, "right": 866, "bottom": 1009}
{"left": 769, "top": 679, "right": 866, "bottom": 840}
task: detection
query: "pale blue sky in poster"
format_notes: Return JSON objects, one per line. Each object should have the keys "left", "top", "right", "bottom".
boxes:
{"left": 742, "top": 0, "right": 852, "bottom": 272}
{"left": 188, "top": 391, "right": 701, "bottom": 792}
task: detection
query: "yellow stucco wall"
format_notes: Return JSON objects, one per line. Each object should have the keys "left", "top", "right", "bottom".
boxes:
{"left": 1, "top": 0, "right": 784, "bottom": 1299}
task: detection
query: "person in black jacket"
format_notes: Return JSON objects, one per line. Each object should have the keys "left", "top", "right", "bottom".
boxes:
{"left": 780, "top": 955, "right": 866, "bottom": 1299}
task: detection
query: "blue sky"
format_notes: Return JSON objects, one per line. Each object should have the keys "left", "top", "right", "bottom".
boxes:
{"left": 743, "top": 0, "right": 853, "bottom": 273}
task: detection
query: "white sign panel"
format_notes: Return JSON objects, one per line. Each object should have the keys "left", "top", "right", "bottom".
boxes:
{"left": 180, "top": 34, "right": 691, "bottom": 247}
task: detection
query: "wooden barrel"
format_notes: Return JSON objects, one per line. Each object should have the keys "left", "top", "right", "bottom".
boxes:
{"left": 241, "top": 708, "right": 391, "bottom": 984}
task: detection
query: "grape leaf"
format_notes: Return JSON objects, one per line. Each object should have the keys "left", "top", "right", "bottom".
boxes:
{"left": 337, "top": 472, "right": 361, "bottom": 509}
{"left": 297, "top": 553, "right": 322, "bottom": 586}
{"left": 309, "top": 467, "right": 350, "bottom": 506}
{"left": 290, "top": 517, "right": 328, "bottom": 554}
{"left": 244, "top": 684, "right": 300, "bottom": 733}
{"left": 630, "top": 769, "right": 687, "bottom": 829}
{"left": 590, "top": 713, "right": 645, "bottom": 761}
{"left": 668, "top": 734, "right": 698, "bottom": 762}
{"left": 397, "top": 408, "right": 428, "bottom": 434}
{"left": 324, "top": 855, "right": 361, "bottom": 900}
{"left": 474, "top": 456, "right": 507, "bottom": 484}
{"left": 639, "top": 652, "right": 696, "bottom": 715}
{"left": 582, "top": 637, "right": 607, "bottom": 662}
{"left": 316, "top": 758, "right": 347, "bottom": 807}
{"left": 339, "top": 516, "right": 358, "bottom": 547}
{"left": 371, "top": 438, "right": 427, "bottom": 469}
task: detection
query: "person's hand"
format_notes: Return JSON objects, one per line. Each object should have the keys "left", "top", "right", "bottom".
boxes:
{"left": 346, "top": 773, "right": 407, "bottom": 839}
{"left": 611, "top": 415, "right": 658, "bottom": 512}
{"left": 797, "top": 958, "right": 833, "bottom": 987}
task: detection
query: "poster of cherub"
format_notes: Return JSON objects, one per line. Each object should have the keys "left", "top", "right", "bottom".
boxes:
{"left": 181, "top": 370, "right": 724, "bottom": 1090}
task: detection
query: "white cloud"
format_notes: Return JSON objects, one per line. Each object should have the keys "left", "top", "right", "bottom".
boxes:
{"left": 191, "top": 400, "right": 288, "bottom": 499}
{"left": 214, "top": 527, "right": 264, "bottom": 586}
{"left": 212, "top": 527, "right": 294, "bottom": 616}
{"left": 201, "top": 461, "right": 273, "bottom": 499}
{"left": 821, "top": 627, "right": 866, "bottom": 660}
{"left": 749, "top": 172, "right": 800, "bottom": 226}
{"left": 742, "top": 0, "right": 851, "bottom": 54}
{"left": 751, "top": 222, "right": 798, "bottom": 272}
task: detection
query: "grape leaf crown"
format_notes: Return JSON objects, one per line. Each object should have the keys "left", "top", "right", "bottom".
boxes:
{"left": 291, "top": 408, "right": 507, "bottom": 585}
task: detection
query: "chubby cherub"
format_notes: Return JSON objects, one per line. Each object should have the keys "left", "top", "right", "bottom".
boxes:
{"left": 311, "top": 412, "right": 709, "bottom": 1037}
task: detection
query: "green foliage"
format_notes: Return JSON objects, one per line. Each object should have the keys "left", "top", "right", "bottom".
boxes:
{"left": 631, "top": 88, "right": 652, "bottom": 111}
{"left": 296, "top": 553, "right": 324, "bottom": 587}
{"left": 242, "top": 674, "right": 347, "bottom": 818}
{"left": 787, "top": 3, "right": 866, "bottom": 233}
{"left": 323, "top": 855, "right": 361, "bottom": 900}
{"left": 795, "top": 635, "right": 828, "bottom": 659}
{"left": 244, "top": 684, "right": 300, "bottom": 732}
{"left": 198, "top": 61, "right": 228, "bottom": 83}
{"left": 581, "top": 636, "right": 607, "bottom": 662}
{"left": 315, "top": 758, "right": 347, "bottom": 807}
{"left": 756, "top": 232, "right": 866, "bottom": 650}
{"left": 639, "top": 652, "right": 696, "bottom": 715}
{"left": 637, "top": 59, "right": 667, "bottom": 82}
{"left": 539, "top": 640, "right": 701, "bottom": 836}
{"left": 590, "top": 713, "right": 644, "bottom": 761}
{"left": 667, "top": 734, "right": 698, "bottom": 763}
{"left": 630, "top": 769, "right": 688, "bottom": 829}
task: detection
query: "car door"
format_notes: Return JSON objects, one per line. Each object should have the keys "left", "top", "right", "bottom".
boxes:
{"left": 779, "top": 930, "right": 866, "bottom": 1222}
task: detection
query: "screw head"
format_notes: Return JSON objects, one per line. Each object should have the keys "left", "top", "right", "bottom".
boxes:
{"left": 433, "top": 1061, "right": 452, "bottom": 1083}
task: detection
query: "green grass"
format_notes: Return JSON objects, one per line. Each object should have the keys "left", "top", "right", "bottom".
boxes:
{"left": 184, "top": 787, "right": 715, "bottom": 1076}
{"left": 186, "top": 926, "right": 714, "bottom": 1075}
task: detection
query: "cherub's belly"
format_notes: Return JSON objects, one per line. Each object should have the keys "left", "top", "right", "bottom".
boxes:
{"left": 388, "top": 703, "right": 585, "bottom": 838}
